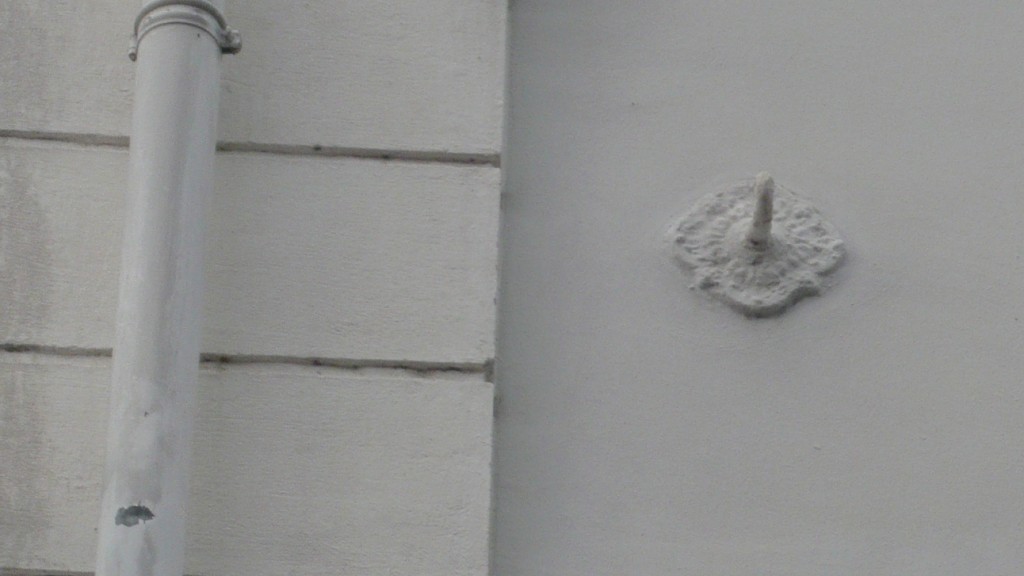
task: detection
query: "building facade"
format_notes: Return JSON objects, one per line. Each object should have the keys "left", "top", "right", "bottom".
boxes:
{"left": 5, "top": 2, "right": 1024, "bottom": 575}
{"left": 1, "top": 2, "right": 506, "bottom": 574}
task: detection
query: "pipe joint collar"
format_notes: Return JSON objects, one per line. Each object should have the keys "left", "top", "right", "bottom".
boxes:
{"left": 130, "top": 0, "right": 241, "bottom": 61}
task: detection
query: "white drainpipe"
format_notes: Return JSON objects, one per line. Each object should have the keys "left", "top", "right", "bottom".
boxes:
{"left": 96, "top": 2, "right": 238, "bottom": 575}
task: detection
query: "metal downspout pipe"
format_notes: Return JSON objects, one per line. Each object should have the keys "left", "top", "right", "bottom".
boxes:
{"left": 96, "top": 2, "right": 238, "bottom": 574}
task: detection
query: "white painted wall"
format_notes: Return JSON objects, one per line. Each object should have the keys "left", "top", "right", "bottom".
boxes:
{"left": 0, "top": 1, "right": 506, "bottom": 574}
{"left": 495, "top": 2, "right": 1024, "bottom": 575}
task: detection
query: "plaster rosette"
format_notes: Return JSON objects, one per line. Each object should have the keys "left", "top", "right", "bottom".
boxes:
{"left": 669, "top": 173, "right": 845, "bottom": 317}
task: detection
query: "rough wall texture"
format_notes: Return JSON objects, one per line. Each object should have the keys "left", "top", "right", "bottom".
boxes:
{"left": 0, "top": 1, "right": 506, "bottom": 574}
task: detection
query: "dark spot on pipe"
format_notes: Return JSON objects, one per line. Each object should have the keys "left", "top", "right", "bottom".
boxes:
{"left": 115, "top": 504, "right": 155, "bottom": 526}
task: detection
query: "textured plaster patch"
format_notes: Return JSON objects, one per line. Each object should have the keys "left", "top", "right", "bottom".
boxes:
{"left": 669, "top": 176, "right": 845, "bottom": 317}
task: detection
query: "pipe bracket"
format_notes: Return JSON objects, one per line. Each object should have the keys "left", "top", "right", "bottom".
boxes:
{"left": 130, "top": 0, "right": 241, "bottom": 61}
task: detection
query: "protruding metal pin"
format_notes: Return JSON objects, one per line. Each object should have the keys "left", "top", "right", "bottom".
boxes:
{"left": 746, "top": 171, "right": 774, "bottom": 250}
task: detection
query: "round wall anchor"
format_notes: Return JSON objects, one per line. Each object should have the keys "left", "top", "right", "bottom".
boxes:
{"left": 669, "top": 173, "right": 845, "bottom": 317}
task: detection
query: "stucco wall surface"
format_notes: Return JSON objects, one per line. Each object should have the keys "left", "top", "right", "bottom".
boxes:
{"left": 495, "top": 2, "right": 1024, "bottom": 575}
{"left": 2, "top": 354, "right": 492, "bottom": 575}
{"left": 0, "top": 0, "right": 506, "bottom": 153}
{"left": 0, "top": 1, "right": 506, "bottom": 575}
{"left": 0, "top": 139, "right": 499, "bottom": 364}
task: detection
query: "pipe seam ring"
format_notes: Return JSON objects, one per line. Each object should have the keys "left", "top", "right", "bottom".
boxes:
{"left": 129, "top": 0, "right": 241, "bottom": 61}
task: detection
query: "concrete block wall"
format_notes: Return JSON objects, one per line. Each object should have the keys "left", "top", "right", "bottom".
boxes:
{"left": 0, "top": 1, "right": 506, "bottom": 574}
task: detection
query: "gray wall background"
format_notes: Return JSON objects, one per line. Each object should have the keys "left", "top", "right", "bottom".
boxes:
{"left": 495, "top": 2, "right": 1024, "bottom": 574}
